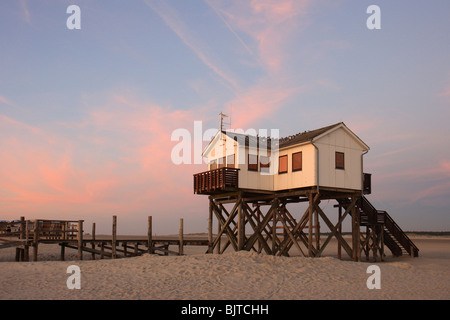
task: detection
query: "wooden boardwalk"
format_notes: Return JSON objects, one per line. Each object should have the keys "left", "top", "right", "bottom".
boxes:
{"left": 1, "top": 217, "right": 209, "bottom": 262}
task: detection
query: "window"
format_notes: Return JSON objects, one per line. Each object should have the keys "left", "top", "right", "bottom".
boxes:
{"left": 260, "top": 156, "right": 270, "bottom": 173}
{"left": 292, "top": 152, "right": 302, "bottom": 172}
{"left": 227, "top": 154, "right": 235, "bottom": 168}
{"left": 248, "top": 154, "right": 258, "bottom": 171}
{"left": 336, "top": 152, "right": 345, "bottom": 170}
{"left": 278, "top": 155, "right": 288, "bottom": 174}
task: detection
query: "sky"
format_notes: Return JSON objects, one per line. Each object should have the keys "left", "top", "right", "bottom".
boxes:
{"left": 0, "top": 0, "right": 449, "bottom": 235}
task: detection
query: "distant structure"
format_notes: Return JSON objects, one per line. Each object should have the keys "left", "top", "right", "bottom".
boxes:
{"left": 194, "top": 121, "right": 418, "bottom": 261}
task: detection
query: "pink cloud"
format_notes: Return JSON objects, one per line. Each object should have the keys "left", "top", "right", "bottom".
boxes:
{"left": 0, "top": 95, "right": 13, "bottom": 106}
{"left": 0, "top": 93, "right": 207, "bottom": 230}
{"left": 226, "top": 81, "right": 301, "bottom": 129}
{"left": 213, "top": 0, "right": 311, "bottom": 73}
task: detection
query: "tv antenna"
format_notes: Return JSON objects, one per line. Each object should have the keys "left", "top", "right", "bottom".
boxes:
{"left": 219, "top": 112, "right": 230, "bottom": 132}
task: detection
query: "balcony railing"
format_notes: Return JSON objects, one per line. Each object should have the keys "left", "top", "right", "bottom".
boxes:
{"left": 194, "top": 167, "right": 239, "bottom": 194}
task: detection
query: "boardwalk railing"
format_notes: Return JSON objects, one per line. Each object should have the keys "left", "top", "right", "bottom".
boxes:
{"left": 1, "top": 216, "right": 209, "bottom": 262}
{"left": 194, "top": 167, "right": 239, "bottom": 194}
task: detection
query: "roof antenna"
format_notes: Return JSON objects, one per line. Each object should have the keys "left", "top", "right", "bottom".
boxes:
{"left": 219, "top": 111, "right": 229, "bottom": 132}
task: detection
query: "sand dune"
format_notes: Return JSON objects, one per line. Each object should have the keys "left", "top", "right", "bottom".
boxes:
{"left": 0, "top": 237, "right": 449, "bottom": 300}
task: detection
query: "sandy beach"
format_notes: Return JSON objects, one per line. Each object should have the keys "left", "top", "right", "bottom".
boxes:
{"left": 0, "top": 236, "right": 449, "bottom": 300}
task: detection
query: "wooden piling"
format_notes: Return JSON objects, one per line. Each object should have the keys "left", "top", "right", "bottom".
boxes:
{"left": 19, "top": 217, "right": 25, "bottom": 240}
{"left": 337, "top": 205, "right": 342, "bottom": 260}
{"left": 33, "top": 220, "right": 39, "bottom": 262}
{"left": 24, "top": 220, "right": 30, "bottom": 261}
{"left": 100, "top": 242, "right": 105, "bottom": 259}
{"left": 60, "top": 243, "right": 65, "bottom": 261}
{"left": 179, "top": 218, "right": 184, "bottom": 256}
{"left": 308, "top": 193, "right": 313, "bottom": 257}
{"left": 77, "top": 220, "right": 83, "bottom": 260}
{"left": 147, "top": 216, "right": 153, "bottom": 254}
{"left": 208, "top": 201, "right": 213, "bottom": 253}
{"left": 112, "top": 216, "right": 117, "bottom": 259}
{"left": 91, "top": 223, "right": 96, "bottom": 260}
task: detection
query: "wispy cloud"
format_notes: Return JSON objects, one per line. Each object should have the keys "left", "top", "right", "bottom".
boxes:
{"left": 19, "top": 0, "right": 31, "bottom": 25}
{"left": 204, "top": 0, "right": 254, "bottom": 56}
{"left": 211, "top": 0, "right": 311, "bottom": 73}
{"left": 143, "top": 0, "right": 240, "bottom": 92}
{"left": 0, "top": 95, "right": 14, "bottom": 107}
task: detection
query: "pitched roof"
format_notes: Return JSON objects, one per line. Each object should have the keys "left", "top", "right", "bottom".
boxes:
{"left": 222, "top": 122, "right": 342, "bottom": 149}
{"left": 278, "top": 122, "right": 342, "bottom": 148}
{"left": 204, "top": 121, "right": 368, "bottom": 156}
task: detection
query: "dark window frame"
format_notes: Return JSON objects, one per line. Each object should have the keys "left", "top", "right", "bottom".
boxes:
{"left": 248, "top": 154, "right": 258, "bottom": 171}
{"left": 260, "top": 155, "right": 271, "bottom": 173}
{"left": 335, "top": 152, "right": 345, "bottom": 170}
{"left": 292, "top": 151, "right": 302, "bottom": 172}
{"left": 278, "top": 155, "right": 288, "bottom": 174}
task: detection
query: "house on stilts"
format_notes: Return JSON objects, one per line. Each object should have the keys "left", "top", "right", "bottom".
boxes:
{"left": 193, "top": 121, "right": 419, "bottom": 261}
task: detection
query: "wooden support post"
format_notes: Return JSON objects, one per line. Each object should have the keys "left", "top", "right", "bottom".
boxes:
{"left": 380, "top": 226, "right": 384, "bottom": 262}
{"left": 179, "top": 218, "right": 184, "bottom": 256}
{"left": 60, "top": 243, "right": 65, "bottom": 261}
{"left": 20, "top": 217, "right": 25, "bottom": 240}
{"left": 123, "top": 242, "right": 128, "bottom": 257}
{"left": 62, "top": 222, "right": 67, "bottom": 241}
{"left": 147, "top": 216, "right": 153, "bottom": 254}
{"left": 351, "top": 195, "right": 360, "bottom": 262}
{"left": 337, "top": 204, "right": 342, "bottom": 260}
{"left": 77, "top": 220, "right": 83, "bottom": 260}
{"left": 33, "top": 220, "right": 39, "bottom": 262}
{"left": 112, "top": 216, "right": 117, "bottom": 259}
{"left": 365, "top": 226, "right": 370, "bottom": 261}
{"left": 237, "top": 196, "right": 245, "bottom": 251}
{"left": 272, "top": 199, "right": 277, "bottom": 254}
{"left": 24, "top": 220, "right": 29, "bottom": 261}
{"left": 91, "top": 223, "right": 96, "bottom": 260}
{"left": 100, "top": 242, "right": 105, "bottom": 259}
{"left": 315, "top": 206, "right": 320, "bottom": 253}
{"left": 217, "top": 218, "right": 221, "bottom": 254}
{"left": 208, "top": 200, "right": 213, "bottom": 254}
{"left": 308, "top": 193, "right": 313, "bottom": 257}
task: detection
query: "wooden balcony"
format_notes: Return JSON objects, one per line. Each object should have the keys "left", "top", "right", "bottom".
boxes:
{"left": 194, "top": 167, "right": 239, "bottom": 195}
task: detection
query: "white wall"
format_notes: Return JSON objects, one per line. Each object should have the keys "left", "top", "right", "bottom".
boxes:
{"left": 273, "top": 144, "right": 316, "bottom": 191}
{"left": 315, "top": 127, "right": 364, "bottom": 191}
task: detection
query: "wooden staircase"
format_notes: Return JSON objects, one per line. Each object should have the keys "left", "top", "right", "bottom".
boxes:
{"left": 338, "top": 196, "right": 419, "bottom": 257}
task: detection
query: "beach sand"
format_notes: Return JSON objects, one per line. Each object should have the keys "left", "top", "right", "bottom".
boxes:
{"left": 0, "top": 236, "right": 449, "bottom": 300}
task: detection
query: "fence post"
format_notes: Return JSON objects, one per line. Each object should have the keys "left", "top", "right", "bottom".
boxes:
{"left": 77, "top": 220, "right": 83, "bottom": 260}
{"left": 112, "top": 216, "right": 117, "bottom": 259}
{"left": 33, "top": 220, "right": 39, "bottom": 262}
{"left": 91, "top": 223, "right": 96, "bottom": 260}
{"left": 147, "top": 216, "right": 153, "bottom": 254}
{"left": 179, "top": 218, "right": 184, "bottom": 256}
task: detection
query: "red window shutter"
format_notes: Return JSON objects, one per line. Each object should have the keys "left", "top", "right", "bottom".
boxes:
{"left": 279, "top": 155, "right": 288, "bottom": 174}
{"left": 336, "top": 152, "right": 345, "bottom": 169}
{"left": 292, "top": 152, "right": 302, "bottom": 171}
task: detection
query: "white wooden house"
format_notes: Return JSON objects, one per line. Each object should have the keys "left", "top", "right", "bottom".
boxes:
{"left": 194, "top": 122, "right": 371, "bottom": 194}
